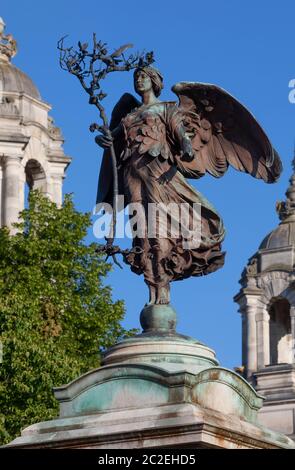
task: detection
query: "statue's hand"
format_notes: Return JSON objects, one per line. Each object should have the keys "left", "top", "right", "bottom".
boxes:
{"left": 95, "top": 133, "right": 113, "bottom": 149}
{"left": 180, "top": 137, "right": 194, "bottom": 162}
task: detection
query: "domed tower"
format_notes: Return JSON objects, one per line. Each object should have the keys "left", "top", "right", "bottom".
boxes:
{"left": 0, "top": 18, "right": 71, "bottom": 232}
{"left": 235, "top": 152, "right": 295, "bottom": 440}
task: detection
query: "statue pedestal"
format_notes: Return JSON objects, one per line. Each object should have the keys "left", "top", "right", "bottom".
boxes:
{"left": 7, "top": 306, "right": 295, "bottom": 449}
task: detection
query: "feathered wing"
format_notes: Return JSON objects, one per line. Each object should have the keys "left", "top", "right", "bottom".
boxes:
{"left": 171, "top": 82, "right": 282, "bottom": 183}
{"left": 96, "top": 93, "right": 140, "bottom": 205}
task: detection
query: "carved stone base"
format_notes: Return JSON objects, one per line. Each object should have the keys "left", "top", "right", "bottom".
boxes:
{"left": 255, "top": 364, "right": 295, "bottom": 439}
{"left": 7, "top": 330, "right": 295, "bottom": 449}
{"left": 7, "top": 401, "right": 294, "bottom": 449}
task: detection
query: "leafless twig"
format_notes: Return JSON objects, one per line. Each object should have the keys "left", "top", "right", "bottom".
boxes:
{"left": 58, "top": 35, "right": 154, "bottom": 266}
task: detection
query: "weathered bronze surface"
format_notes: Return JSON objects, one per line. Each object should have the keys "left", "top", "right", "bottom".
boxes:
{"left": 96, "top": 67, "right": 282, "bottom": 305}
{"left": 58, "top": 38, "right": 281, "bottom": 306}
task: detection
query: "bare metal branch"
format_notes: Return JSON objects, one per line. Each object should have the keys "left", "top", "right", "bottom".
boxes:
{"left": 57, "top": 35, "right": 154, "bottom": 262}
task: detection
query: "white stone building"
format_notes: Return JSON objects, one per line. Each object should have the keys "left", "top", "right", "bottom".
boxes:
{"left": 0, "top": 17, "right": 71, "bottom": 233}
{"left": 235, "top": 155, "right": 295, "bottom": 440}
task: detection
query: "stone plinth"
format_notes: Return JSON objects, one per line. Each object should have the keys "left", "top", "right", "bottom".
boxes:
{"left": 255, "top": 364, "right": 295, "bottom": 439}
{"left": 7, "top": 307, "right": 295, "bottom": 449}
{"left": 7, "top": 401, "right": 293, "bottom": 449}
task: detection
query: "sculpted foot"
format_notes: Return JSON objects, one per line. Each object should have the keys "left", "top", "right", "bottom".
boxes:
{"left": 145, "top": 285, "right": 156, "bottom": 305}
{"left": 155, "top": 285, "right": 170, "bottom": 305}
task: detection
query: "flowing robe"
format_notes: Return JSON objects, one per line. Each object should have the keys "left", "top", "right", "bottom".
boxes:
{"left": 116, "top": 101, "right": 225, "bottom": 288}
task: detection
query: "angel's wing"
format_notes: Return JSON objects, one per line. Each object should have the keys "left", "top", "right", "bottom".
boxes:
{"left": 96, "top": 93, "right": 140, "bottom": 205}
{"left": 172, "top": 82, "right": 282, "bottom": 183}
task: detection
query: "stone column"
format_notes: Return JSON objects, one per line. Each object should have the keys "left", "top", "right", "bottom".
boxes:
{"left": 32, "top": 174, "right": 49, "bottom": 197}
{"left": 3, "top": 155, "right": 22, "bottom": 232}
{"left": 18, "top": 164, "right": 26, "bottom": 213}
{"left": 290, "top": 306, "right": 295, "bottom": 364}
{"left": 236, "top": 291, "right": 262, "bottom": 380}
{"left": 256, "top": 308, "right": 270, "bottom": 369}
{"left": 0, "top": 161, "right": 3, "bottom": 226}
{"left": 50, "top": 174, "right": 63, "bottom": 207}
{"left": 244, "top": 304, "right": 258, "bottom": 378}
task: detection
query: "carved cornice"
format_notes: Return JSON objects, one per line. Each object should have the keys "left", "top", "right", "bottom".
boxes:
{"left": 234, "top": 287, "right": 263, "bottom": 306}
{"left": 0, "top": 134, "right": 29, "bottom": 148}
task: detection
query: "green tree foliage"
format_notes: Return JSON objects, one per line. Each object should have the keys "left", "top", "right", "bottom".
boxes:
{"left": 0, "top": 191, "right": 133, "bottom": 444}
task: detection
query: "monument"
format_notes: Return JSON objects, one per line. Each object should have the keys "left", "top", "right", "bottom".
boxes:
{"left": 235, "top": 150, "right": 295, "bottom": 441}
{"left": 7, "top": 37, "right": 295, "bottom": 448}
{"left": 0, "top": 18, "right": 71, "bottom": 233}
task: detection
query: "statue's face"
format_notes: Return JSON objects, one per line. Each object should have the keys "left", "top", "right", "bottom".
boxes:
{"left": 134, "top": 70, "right": 153, "bottom": 95}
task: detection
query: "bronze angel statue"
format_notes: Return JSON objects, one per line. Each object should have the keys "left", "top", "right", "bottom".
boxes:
{"left": 95, "top": 66, "right": 282, "bottom": 305}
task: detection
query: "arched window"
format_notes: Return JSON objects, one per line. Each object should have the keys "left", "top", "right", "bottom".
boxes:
{"left": 25, "top": 159, "right": 46, "bottom": 192}
{"left": 269, "top": 298, "right": 292, "bottom": 365}
{"left": 24, "top": 160, "right": 47, "bottom": 207}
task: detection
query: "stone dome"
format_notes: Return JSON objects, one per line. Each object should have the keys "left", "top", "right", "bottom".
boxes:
{"left": 259, "top": 220, "right": 295, "bottom": 250}
{"left": 0, "top": 60, "right": 41, "bottom": 100}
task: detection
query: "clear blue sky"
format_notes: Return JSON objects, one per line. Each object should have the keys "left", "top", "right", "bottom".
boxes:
{"left": 2, "top": 1, "right": 295, "bottom": 368}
